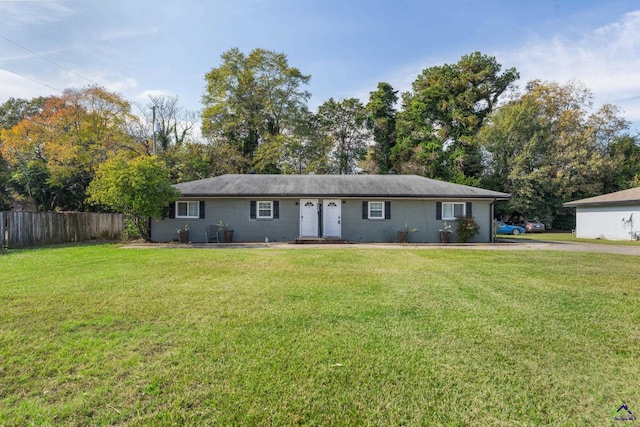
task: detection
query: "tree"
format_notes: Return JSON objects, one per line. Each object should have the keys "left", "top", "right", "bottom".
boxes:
{"left": 253, "top": 109, "right": 332, "bottom": 174}
{"left": 161, "top": 142, "right": 248, "bottom": 183}
{"left": 399, "top": 52, "right": 519, "bottom": 184}
{"left": 479, "top": 80, "right": 628, "bottom": 228}
{"left": 0, "top": 97, "right": 47, "bottom": 130}
{"left": 130, "top": 95, "right": 199, "bottom": 154}
{"left": 366, "top": 82, "right": 398, "bottom": 173}
{"left": 7, "top": 160, "right": 55, "bottom": 211}
{"left": 607, "top": 134, "right": 640, "bottom": 191}
{"left": 317, "top": 98, "right": 370, "bottom": 174}
{"left": 87, "top": 155, "right": 179, "bottom": 240}
{"left": 392, "top": 95, "right": 444, "bottom": 177}
{"left": 0, "top": 97, "right": 48, "bottom": 209}
{"left": 201, "top": 48, "right": 311, "bottom": 164}
{"left": 0, "top": 154, "right": 10, "bottom": 210}
{"left": 0, "top": 87, "right": 139, "bottom": 211}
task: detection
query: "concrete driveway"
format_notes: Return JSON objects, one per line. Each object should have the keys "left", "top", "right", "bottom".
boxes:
{"left": 491, "top": 238, "right": 640, "bottom": 256}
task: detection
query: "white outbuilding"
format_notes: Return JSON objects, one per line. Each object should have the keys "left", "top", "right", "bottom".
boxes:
{"left": 564, "top": 187, "right": 640, "bottom": 241}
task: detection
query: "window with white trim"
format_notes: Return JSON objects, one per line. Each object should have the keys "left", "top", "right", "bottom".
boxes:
{"left": 442, "top": 202, "right": 465, "bottom": 220}
{"left": 257, "top": 201, "right": 273, "bottom": 219}
{"left": 176, "top": 201, "right": 199, "bottom": 218}
{"left": 368, "top": 201, "right": 384, "bottom": 219}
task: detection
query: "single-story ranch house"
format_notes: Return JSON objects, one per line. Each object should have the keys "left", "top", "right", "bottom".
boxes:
{"left": 151, "top": 174, "right": 510, "bottom": 243}
{"left": 564, "top": 187, "right": 640, "bottom": 241}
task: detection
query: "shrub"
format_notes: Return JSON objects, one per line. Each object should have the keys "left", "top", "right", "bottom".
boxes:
{"left": 456, "top": 216, "right": 480, "bottom": 243}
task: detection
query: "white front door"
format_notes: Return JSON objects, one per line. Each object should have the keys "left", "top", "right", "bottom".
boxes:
{"left": 323, "top": 199, "right": 342, "bottom": 237}
{"left": 299, "top": 199, "right": 319, "bottom": 237}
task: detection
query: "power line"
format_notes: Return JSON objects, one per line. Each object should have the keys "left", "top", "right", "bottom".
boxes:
{"left": 0, "top": 33, "right": 100, "bottom": 87}
{"left": 0, "top": 65, "right": 63, "bottom": 93}
{"left": 0, "top": 33, "right": 151, "bottom": 110}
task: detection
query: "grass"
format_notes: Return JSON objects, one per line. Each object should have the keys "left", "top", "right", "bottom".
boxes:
{"left": 503, "top": 231, "right": 640, "bottom": 246}
{"left": 1, "top": 245, "right": 639, "bottom": 426}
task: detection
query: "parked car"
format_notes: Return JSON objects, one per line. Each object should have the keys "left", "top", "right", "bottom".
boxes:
{"left": 496, "top": 221, "right": 526, "bottom": 235}
{"left": 511, "top": 220, "right": 545, "bottom": 233}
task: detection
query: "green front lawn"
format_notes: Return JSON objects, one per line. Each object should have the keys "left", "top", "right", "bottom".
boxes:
{"left": 1, "top": 245, "right": 639, "bottom": 426}
{"left": 503, "top": 231, "right": 640, "bottom": 246}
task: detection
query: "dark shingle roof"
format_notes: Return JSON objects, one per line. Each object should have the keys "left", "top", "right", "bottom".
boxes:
{"left": 174, "top": 174, "right": 510, "bottom": 199}
{"left": 564, "top": 187, "right": 640, "bottom": 207}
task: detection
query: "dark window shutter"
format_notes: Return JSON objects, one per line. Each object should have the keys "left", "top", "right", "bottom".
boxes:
{"left": 362, "top": 201, "right": 368, "bottom": 219}
{"left": 466, "top": 202, "right": 472, "bottom": 218}
{"left": 250, "top": 201, "right": 256, "bottom": 219}
{"left": 436, "top": 202, "right": 442, "bottom": 220}
{"left": 385, "top": 201, "right": 391, "bottom": 219}
{"left": 199, "top": 201, "right": 205, "bottom": 219}
{"left": 273, "top": 201, "right": 279, "bottom": 219}
{"left": 169, "top": 202, "right": 176, "bottom": 219}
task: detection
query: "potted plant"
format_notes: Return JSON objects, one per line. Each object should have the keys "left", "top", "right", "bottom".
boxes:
{"left": 438, "top": 221, "right": 452, "bottom": 243}
{"left": 176, "top": 224, "right": 189, "bottom": 243}
{"left": 455, "top": 216, "right": 480, "bottom": 243}
{"left": 217, "top": 220, "right": 234, "bottom": 243}
{"left": 398, "top": 224, "right": 418, "bottom": 243}
{"left": 214, "top": 220, "right": 227, "bottom": 242}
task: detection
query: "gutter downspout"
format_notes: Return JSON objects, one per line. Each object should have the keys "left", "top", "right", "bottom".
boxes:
{"left": 490, "top": 199, "right": 496, "bottom": 243}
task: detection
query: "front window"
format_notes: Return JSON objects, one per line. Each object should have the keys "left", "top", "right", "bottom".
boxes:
{"left": 176, "top": 201, "right": 199, "bottom": 218}
{"left": 257, "top": 201, "right": 273, "bottom": 219}
{"left": 368, "top": 202, "right": 384, "bottom": 219}
{"left": 442, "top": 202, "right": 465, "bottom": 220}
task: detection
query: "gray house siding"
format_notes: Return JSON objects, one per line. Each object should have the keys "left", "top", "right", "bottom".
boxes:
{"left": 151, "top": 197, "right": 495, "bottom": 243}
{"left": 151, "top": 198, "right": 299, "bottom": 243}
{"left": 344, "top": 199, "right": 492, "bottom": 243}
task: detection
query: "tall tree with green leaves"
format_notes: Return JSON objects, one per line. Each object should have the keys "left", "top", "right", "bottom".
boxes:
{"left": 161, "top": 142, "right": 248, "bottom": 183}
{"left": 399, "top": 52, "right": 519, "bottom": 184}
{"left": 607, "top": 134, "right": 640, "bottom": 190}
{"left": 478, "top": 80, "right": 628, "bottom": 228}
{"left": 317, "top": 98, "right": 370, "bottom": 174}
{"left": 87, "top": 154, "right": 179, "bottom": 240}
{"left": 201, "top": 48, "right": 311, "bottom": 165}
{"left": 366, "top": 82, "right": 398, "bottom": 173}
{"left": 6, "top": 160, "right": 54, "bottom": 211}
{"left": 253, "top": 109, "right": 332, "bottom": 174}
{"left": 0, "top": 97, "right": 47, "bottom": 130}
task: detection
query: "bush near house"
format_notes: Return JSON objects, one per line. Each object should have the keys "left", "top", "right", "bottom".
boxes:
{"left": 456, "top": 215, "right": 480, "bottom": 242}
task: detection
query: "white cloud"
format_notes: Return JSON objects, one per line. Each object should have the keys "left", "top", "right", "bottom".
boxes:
{"left": 101, "top": 77, "right": 138, "bottom": 93}
{"left": 0, "top": 69, "right": 60, "bottom": 100}
{"left": 135, "top": 89, "right": 174, "bottom": 103}
{"left": 503, "top": 10, "right": 640, "bottom": 122}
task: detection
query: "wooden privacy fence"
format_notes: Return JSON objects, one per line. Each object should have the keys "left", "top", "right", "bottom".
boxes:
{"left": 0, "top": 211, "right": 124, "bottom": 249}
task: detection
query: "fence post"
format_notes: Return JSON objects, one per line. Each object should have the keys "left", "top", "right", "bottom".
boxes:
{"left": 0, "top": 212, "right": 5, "bottom": 251}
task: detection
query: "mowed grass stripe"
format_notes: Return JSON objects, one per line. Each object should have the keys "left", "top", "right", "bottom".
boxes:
{"left": 1, "top": 246, "right": 638, "bottom": 426}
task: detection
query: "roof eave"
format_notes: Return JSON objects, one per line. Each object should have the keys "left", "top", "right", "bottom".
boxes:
{"left": 564, "top": 200, "right": 640, "bottom": 208}
{"left": 177, "top": 192, "right": 510, "bottom": 199}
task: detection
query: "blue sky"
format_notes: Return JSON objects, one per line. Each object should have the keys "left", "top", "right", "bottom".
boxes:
{"left": 1, "top": 0, "right": 640, "bottom": 133}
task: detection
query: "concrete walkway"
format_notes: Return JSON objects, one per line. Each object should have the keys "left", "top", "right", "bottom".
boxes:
{"left": 123, "top": 239, "right": 640, "bottom": 256}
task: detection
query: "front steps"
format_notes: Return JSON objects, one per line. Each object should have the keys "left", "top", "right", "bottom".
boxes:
{"left": 293, "top": 237, "right": 350, "bottom": 244}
